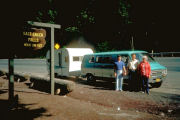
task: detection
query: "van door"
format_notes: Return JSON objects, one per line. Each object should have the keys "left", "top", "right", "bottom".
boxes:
{"left": 94, "top": 56, "right": 104, "bottom": 77}
{"left": 84, "top": 56, "right": 95, "bottom": 75}
{"left": 102, "top": 55, "right": 115, "bottom": 78}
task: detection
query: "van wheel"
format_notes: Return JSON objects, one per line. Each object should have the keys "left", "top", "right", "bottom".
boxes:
{"left": 87, "top": 74, "right": 96, "bottom": 84}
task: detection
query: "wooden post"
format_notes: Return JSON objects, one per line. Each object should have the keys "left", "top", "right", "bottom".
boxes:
{"left": 8, "top": 59, "right": 14, "bottom": 100}
{"left": 50, "top": 27, "right": 55, "bottom": 95}
{"left": 28, "top": 21, "right": 61, "bottom": 95}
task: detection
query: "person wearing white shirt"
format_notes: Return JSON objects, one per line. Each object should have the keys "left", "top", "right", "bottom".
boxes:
{"left": 127, "top": 54, "right": 139, "bottom": 91}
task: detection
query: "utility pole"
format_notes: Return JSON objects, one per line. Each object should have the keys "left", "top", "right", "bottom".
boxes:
{"left": 151, "top": 50, "right": 154, "bottom": 57}
{"left": 28, "top": 21, "right": 61, "bottom": 95}
{"left": 130, "top": 36, "right": 134, "bottom": 50}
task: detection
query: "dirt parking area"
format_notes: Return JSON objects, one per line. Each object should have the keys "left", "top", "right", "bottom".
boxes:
{"left": 0, "top": 76, "right": 180, "bottom": 120}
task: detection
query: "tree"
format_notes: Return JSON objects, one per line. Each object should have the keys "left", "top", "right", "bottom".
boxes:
{"left": 35, "top": 0, "right": 58, "bottom": 24}
{"left": 118, "top": 0, "right": 132, "bottom": 24}
{"left": 96, "top": 41, "right": 115, "bottom": 52}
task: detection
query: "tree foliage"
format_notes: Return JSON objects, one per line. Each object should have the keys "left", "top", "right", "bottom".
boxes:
{"left": 96, "top": 41, "right": 115, "bottom": 52}
{"left": 13, "top": 0, "right": 177, "bottom": 58}
{"left": 118, "top": 0, "right": 132, "bottom": 24}
{"left": 2, "top": 0, "right": 179, "bottom": 58}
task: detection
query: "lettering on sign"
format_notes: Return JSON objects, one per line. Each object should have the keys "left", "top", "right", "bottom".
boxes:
{"left": 23, "top": 28, "right": 46, "bottom": 50}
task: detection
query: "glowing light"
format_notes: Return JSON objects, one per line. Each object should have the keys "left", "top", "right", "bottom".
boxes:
{"left": 55, "top": 43, "right": 60, "bottom": 49}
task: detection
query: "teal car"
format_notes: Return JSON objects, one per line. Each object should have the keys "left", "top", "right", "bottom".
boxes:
{"left": 81, "top": 50, "right": 167, "bottom": 88}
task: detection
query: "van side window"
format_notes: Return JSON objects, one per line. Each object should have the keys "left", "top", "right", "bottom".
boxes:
{"left": 89, "top": 56, "right": 95, "bottom": 63}
{"left": 103, "top": 56, "right": 114, "bottom": 64}
{"left": 96, "top": 56, "right": 113, "bottom": 63}
{"left": 135, "top": 54, "right": 141, "bottom": 61}
{"left": 96, "top": 56, "right": 104, "bottom": 63}
{"left": 121, "top": 55, "right": 129, "bottom": 65}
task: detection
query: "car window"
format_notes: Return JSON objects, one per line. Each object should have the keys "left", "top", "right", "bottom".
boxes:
{"left": 120, "top": 55, "right": 129, "bottom": 65}
{"left": 96, "top": 56, "right": 114, "bottom": 64}
{"left": 141, "top": 53, "right": 155, "bottom": 62}
{"left": 96, "top": 56, "right": 104, "bottom": 63}
{"left": 135, "top": 53, "right": 141, "bottom": 61}
{"left": 89, "top": 56, "right": 95, "bottom": 63}
{"left": 103, "top": 56, "right": 114, "bottom": 64}
{"left": 135, "top": 53, "right": 155, "bottom": 62}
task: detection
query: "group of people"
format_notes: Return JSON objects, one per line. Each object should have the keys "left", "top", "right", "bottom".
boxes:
{"left": 114, "top": 54, "right": 151, "bottom": 94}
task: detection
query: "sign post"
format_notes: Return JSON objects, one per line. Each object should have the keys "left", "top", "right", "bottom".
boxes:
{"left": 50, "top": 27, "right": 55, "bottom": 95}
{"left": 27, "top": 21, "right": 61, "bottom": 95}
{"left": 8, "top": 59, "right": 14, "bottom": 101}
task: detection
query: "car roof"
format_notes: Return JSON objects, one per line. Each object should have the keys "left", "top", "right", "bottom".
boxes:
{"left": 87, "top": 50, "right": 148, "bottom": 56}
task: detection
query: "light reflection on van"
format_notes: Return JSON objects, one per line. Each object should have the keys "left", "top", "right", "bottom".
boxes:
{"left": 81, "top": 50, "right": 167, "bottom": 88}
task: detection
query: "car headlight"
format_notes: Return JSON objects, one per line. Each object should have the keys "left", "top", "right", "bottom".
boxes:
{"left": 162, "top": 69, "right": 167, "bottom": 75}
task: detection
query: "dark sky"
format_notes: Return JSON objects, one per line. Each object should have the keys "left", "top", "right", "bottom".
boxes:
{"left": 0, "top": 0, "right": 179, "bottom": 58}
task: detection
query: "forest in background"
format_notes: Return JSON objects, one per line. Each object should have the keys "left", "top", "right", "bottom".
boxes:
{"left": 0, "top": 0, "right": 179, "bottom": 58}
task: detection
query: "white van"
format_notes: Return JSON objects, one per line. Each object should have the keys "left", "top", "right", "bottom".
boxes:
{"left": 46, "top": 48, "right": 93, "bottom": 77}
{"left": 81, "top": 50, "right": 167, "bottom": 87}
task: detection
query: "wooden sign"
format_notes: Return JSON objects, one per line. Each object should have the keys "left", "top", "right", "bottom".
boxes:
{"left": 23, "top": 28, "right": 46, "bottom": 50}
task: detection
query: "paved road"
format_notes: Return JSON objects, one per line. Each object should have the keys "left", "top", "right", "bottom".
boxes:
{"left": 151, "top": 57, "right": 180, "bottom": 95}
{"left": 0, "top": 59, "right": 48, "bottom": 77}
{"left": 0, "top": 57, "right": 180, "bottom": 95}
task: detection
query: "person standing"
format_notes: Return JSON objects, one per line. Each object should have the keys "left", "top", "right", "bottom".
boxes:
{"left": 138, "top": 56, "right": 151, "bottom": 94}
{"left": 114, "top": 55, "right": 127, "bottom": 91}
{"left": 127, "top": 54, "right": 139, "bottom": 91}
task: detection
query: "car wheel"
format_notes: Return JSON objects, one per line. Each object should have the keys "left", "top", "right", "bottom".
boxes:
{"left": 87, "top": 74, "right": 96, "bottom": 84}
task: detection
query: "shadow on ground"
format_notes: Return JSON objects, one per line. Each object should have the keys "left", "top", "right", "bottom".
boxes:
{"left": 25, "top": 81, "right": 68, "bottom": 95}
{"left": 0, "top": 90, "right": 7, "bottom": 94}
{"left": 0, "top": 98, "right": 51, "bottom": 120}
{"left": 65, "top": 77, "right": 133, "bottom": 91}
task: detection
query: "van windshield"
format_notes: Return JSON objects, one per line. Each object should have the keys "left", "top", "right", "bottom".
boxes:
{"left": 135, "top": 53, "right": 155, "bottom": 62}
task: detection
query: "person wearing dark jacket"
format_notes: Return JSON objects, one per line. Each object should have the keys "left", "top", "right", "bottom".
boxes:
{"left": 127, "top": 54, "right": 139, "bottom": 91}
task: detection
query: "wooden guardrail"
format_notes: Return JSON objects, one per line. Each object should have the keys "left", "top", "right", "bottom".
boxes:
{"left": 150, "top": 52, "right": 180, "bottom": 57}
{"left": 0, "top": 70, "right": 75, "bottom": 95}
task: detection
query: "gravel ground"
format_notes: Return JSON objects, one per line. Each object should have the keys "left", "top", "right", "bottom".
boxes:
{"left": 0, "top": 76, "right": 180, "bottom": 120}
